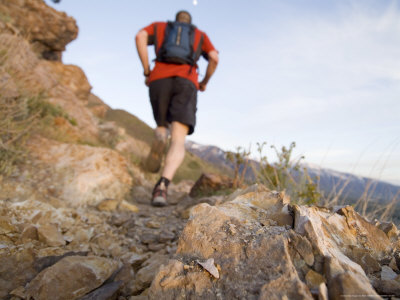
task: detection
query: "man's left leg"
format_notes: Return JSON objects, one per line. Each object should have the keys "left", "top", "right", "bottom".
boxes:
{"left": 151, "top": 121, "right": 189, "bottom": 206}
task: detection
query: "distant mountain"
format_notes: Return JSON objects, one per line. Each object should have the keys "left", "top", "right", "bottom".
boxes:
{"left": 186, "top": 140, "right": 400, "bottom": 209}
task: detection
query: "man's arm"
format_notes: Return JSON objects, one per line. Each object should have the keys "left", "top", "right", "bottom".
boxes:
{"left": 135, "top": 29, "right": 151, "bottom": 85}
{"left": 199, "top": 50, "right": 219, "bottom": 92}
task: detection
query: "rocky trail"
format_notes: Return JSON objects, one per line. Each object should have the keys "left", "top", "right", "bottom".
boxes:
{"left": 2, "top": 1, "right": 400, "bottom": 299}
{"left": 0, "top": 179, "right": 203, "bottom": 299}
{"left": 3, "top": 181, "right": 400, "bottom": 299}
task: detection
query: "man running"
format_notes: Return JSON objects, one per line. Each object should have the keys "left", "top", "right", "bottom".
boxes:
{"left": 135, "top": 10, "right": 218, "bottom": 206}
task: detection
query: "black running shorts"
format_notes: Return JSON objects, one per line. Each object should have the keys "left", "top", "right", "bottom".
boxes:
{"left": 149, "top": 77, "right": 197, "bottom": 135}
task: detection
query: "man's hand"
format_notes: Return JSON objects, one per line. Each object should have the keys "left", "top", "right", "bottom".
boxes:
{"left": 199, "top": 81, "right": 207, "bottom": 92}
{"left": 145, "top": 75, "right": 150, "bottom": 87}
{"left": 199, "top": 50, "right": 218, "bottom": 92}
{"left": 135, "top": 30, "right": 151, "bottom": 86}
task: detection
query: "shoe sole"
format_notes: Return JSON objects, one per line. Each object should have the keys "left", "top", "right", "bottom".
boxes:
{"left": 145, "top": 138, "right": 167, "bottom": 173}
{"left": 151, "top": 196, "right": 168, "bottom": 207}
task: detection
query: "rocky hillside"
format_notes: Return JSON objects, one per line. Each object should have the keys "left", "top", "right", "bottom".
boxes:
{"left": 1, "top": 1, "right": 400, "bottom": 299}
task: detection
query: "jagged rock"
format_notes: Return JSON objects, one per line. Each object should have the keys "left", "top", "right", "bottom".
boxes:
{"left": 289, "top": 230, "right": 314, "bottom": 266}
{"left": 351, "top": 248, "right": 381, "bottom": 274}
{"left": 28, "top": 137, "right": 132, "bottom": 206}
{"left": 371, "top": 278, "right": 400, "bottom": 296}
{"left": 26, "top": 255, "right": 119, "bottom": 300}
{"left": 325, "top": 256, "right": 379, "bottom": 299}
{"left": 47, "top": 62, "right": 92, "bottom": 101}
{"left": 149, "top": 187, "right": 312, "bottom": 299}
{"left": 318, "top": 283, "right": 329, "bottom": 300}
{"left": 0, "top": 216, "right": 17, "bottom": 234}
{"left": 0, "top": 248, "right": 37, "bottom": 299}
{"left": 294, "top": 204, "right": 391, "bottom": 297}
{"left": 121, "top": 252, "right": 150, "bottom": 270}
{"left": 176, "top": 194, "right": 226, "bottom": 219}
{"left": 150, "top": 260, "right": 215, "bottom": 299}
{"left": 378, "top": 222, "right": 399, "bottom": 241}
{"left": 189, "top": 173, "right": 233, "bottom": 197}
{"left": 20, "top": 225, "right": 39, "bottom": 242}
{"left": 132, "top": 254, "right": 169, "bottom": 294}
{"left": 33, "top": 251, "right": 88, "bottom": 273}
{"left": 10, "top": 286, "right": 26, "bottom": 299}
{"left": 336, "top": 206, "right": 392, "bottom": 257}
{"left": 390, "top": 257, "right": 400, "bottom": 272}
{"left": 114, "top": 264, "right": 136, "bottom": 296}
{"left": 381, "top": 265, "right": 398, "bottom": 281}
{"left": 0, "top": 0, "right": 78, "bottom": 59}
{"left": 79, "top": 281, "right": 123, "bottom": 300}
{"left": 305, "top": 269, "right": 325, "bottom": 289}
{"left": 37, "top": 224, "right": 65, "bottom": 247}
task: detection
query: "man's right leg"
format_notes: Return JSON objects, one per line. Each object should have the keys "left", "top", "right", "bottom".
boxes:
{"left": 145, "top": 126, "right": 168, "bottom": 173}
{"left": 146, "top": 78, "right": 172, "bottom": 173}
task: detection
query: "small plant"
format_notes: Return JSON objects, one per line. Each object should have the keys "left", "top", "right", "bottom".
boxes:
{"left": 255, "top": 141, "right": 320, "bottom": 205}
{"left": 226, "top": 145, "right": 251, "bottom": 188}
{"left": 225, "top": 142, "right": 320, "bottom": 205}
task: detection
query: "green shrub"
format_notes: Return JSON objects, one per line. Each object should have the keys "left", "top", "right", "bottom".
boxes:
{"left": 0, "top": 93, "right": 77, "bottom": 175}
{"left": 27, "top": 97, "right": 77, "bottom": 126}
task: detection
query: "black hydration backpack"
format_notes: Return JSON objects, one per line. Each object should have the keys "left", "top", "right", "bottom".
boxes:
{"left": 156, "top": 21, "right": 203, "bottom": 66}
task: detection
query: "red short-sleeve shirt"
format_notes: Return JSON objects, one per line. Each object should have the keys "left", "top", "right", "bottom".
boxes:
{"left": 142, "top": 22, "right": 216, "bottom": 89}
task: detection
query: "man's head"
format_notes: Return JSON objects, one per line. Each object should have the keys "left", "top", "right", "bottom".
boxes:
{"left": 175, "top": 10, "right": 192, "bottom": 24}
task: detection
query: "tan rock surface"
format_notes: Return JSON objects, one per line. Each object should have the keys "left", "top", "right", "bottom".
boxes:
{"left": 37, "top": 224, "right": 66, "bottom": 247}
{"left": 150, "top": 187, "right": 312, "bottom": 299}
{"left": 26, "top": 255, "right": 118, "bottom": 300}
{"left": 294, "top": 205, "right": 384, "bottom": 298}
{"left": 28, "top": 137, "right": 132, "bottom": 206}
{"left": 0, "top": 0, "right": 78, "bottom": 59}
{"left": 46, "top": 62, "right": 92, "bottom": 101}
{"left": 0, "top": 33, "right": 99, "bottom": 142}
{"left": 189, "top": 173, "right": 233, "bottom": 197}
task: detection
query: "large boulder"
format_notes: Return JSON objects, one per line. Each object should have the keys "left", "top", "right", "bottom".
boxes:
{"left": 148, "top": 186, "right": 392, "bottom": 299}
{"left": 149, "top": 187, "right": 311, "bottom": 299}
{"left": 28, "top": 137, "right": 132, "bottom": 206}
{"left": 189, "top": 173, "right": 233, "bottom": 197}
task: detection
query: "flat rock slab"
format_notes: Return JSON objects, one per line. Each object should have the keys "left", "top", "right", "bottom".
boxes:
{"left": 26, "top": 255, "right": 119, "bottom": 300}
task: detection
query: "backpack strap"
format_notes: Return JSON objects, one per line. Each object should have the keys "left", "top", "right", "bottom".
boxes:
{"left": 156, "top": 21, "right": 174, "bottom": 61}
{"left": 154, "top": 23, "right": 159, "bottom": 51}
{"left": 147, "top": 23, "right": 158, "bottom": 47}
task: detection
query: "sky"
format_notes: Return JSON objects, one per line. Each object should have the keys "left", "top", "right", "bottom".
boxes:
{"left": 44, "top": 0, "right": 400, "bottom": 186}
